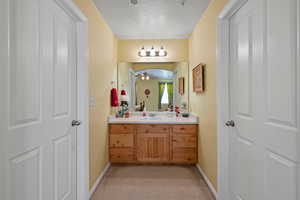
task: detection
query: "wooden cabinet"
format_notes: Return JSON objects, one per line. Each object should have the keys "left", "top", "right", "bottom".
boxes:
{"left": 110, "top": 148, "right": 135, "bottom": 163}
{"left": 109, "top": 124, "right": 198, "bottom": 164}
{"left": 110, "top": 134, "right": 134, "bottom": 148}
{"left": 137, "top": 133, "right": 170, "bottom": 162}
{"left": 172, "top": 148, "right": 197, "bottom": 163}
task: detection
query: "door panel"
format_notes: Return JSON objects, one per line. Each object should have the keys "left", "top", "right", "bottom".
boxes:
{"left": 229, "top": 0, "right": 299, "bottom": 200}
{"left": 265, "top": 0, "right": 297, "bottom": 126}
{"left": 10, "top": 148, "right": 41, "bottom": 200}
{"left": 9, "top": 0, "right": 41, "bottom": 127}
{"left": 263, "top": 0, "right": 298, "bottom": 160}
{"left": 53, "top": 8, "right": 71, "bottom": 118}
{"left": 265, "top": 152, "right": 297, "bottom": 200}
{"left": 230, "top": 1, "right": 256, "bottom": 144}
{"left": 236, "top": 14, "right": 252, "bottom": 118}
{"left": 54, "top": 135, "right": 72, "bottom": 200}
{"left": 0, "top": 0, "right": 78, "bottom": 199}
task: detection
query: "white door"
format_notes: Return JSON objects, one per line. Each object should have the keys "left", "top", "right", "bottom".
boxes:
{"left": 228, "top": 0, "right": 299, "bottom": 200}
{"left": 0, "top": 0, "right": 78, "bottom": 200}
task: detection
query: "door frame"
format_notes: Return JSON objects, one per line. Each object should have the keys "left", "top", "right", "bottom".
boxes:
{"left": 53, "top": 1, "right": 89, "bottom": 200}
{"left": 216, "top": 0, "right": 300, "bottom": 200}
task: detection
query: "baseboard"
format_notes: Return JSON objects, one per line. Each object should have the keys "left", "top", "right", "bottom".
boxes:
{"left": 196, "top": 164, "right": 217, "bottom": 199}
{"left": 89, "top": 163, "right": 111, "bottom": 198}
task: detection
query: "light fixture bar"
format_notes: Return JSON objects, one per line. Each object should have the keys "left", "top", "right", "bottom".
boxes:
{"left": 138, "top": 46, "right": 167, "bottom": 57}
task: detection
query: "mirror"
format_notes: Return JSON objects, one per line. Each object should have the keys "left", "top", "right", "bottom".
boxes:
{"left": 118, "top": 62, "right": 189, "bottom": 112}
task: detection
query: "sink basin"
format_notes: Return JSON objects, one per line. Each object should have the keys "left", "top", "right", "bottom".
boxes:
{"left": 108, "top": 112, "right": 198, "bottom": 124}
{"left": 141, "top": 117, "right": 161, "bottom": 120}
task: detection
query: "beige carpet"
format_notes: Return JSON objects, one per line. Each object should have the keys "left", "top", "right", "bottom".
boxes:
{"left": 91, "top": 165, "right": 215, "bottom": 200}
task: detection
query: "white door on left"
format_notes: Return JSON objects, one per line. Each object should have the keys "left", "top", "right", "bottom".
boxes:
{"left": 0, "top": 0, "right": 78, "bottom": 200}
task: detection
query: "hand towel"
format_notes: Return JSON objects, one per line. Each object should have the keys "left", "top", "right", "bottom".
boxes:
{"left": 111, "top": 88, "right": 119, "bottom": 107}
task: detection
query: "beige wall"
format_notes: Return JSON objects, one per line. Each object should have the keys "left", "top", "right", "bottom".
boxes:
{"left": 118, "top": 39, "right": 188, "bottom": 62}
{"left": 118, "top": 62, "right": 132, "bottom": 92}
{"left": 189, "top": 0, "right": 229, "bottom": 190}
{"left": 73, "top": 0, "right": 118, "bottom": 189}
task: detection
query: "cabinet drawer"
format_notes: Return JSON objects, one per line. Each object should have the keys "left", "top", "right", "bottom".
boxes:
{"left": 110, "top": 124, "right": 134, "bottom": 134}
{"left": 172, "top": 148, "right": 197, "bottom": 163}
{"left": 172, "top": 135, "right": 197, "bottom": 148}
{"left": 173, "top": 125, "right": 197, "bottom": 134}
{"left": 110, "top": 134, "right": 134, "bottom": 148}
{"left": 110, "top": 148, "right": 134, "bottom": 163}
{"left": 137, "top": 125, "right": 169, "bottom": 134}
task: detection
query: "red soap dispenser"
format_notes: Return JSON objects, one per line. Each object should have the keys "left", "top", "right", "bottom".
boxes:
{"left": 175, "top": 106, "right": 180, "bottom": 117}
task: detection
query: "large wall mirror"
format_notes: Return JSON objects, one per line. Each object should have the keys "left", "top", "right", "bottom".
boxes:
{"left": 118, "top": 62, "right": 189, "bottom": 112}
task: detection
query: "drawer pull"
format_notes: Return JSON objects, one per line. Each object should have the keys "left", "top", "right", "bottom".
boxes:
{"left": 180, "top": 128, "right": 185, "bottom": 130}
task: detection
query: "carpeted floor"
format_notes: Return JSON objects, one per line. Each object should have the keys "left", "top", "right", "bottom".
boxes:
{"left": 91, "top": 165, "right": 215, "bottom": 200}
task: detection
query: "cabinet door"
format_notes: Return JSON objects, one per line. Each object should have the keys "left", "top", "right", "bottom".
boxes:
{"left": 137, "top": 133, "right": 170, "bottom": 162}
{"left": 110, "top": 134, "right": 134, "bottom": 148}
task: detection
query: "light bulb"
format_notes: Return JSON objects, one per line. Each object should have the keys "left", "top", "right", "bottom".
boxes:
{"left": 141, "top": 76, "right": 145, "bottom": 80}
{"left": 139, "top": 46, "right": 146, "bottom": 57}
{"left": 150, "top": 46, "right": 156, "bottom": 57}
{"left": 146, "top": 75, "right": 150, "bottom": 80}
{"left": 159, "top": 46, "right": 166, "bottom": 57}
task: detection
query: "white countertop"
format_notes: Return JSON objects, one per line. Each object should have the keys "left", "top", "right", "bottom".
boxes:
{"left": 108, "top": 112, "right": 199, "bottom": 124}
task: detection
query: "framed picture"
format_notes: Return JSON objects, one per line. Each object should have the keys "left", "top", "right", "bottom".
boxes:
{"left": 193, "top": 64, "right": 205, "bottom": 93}
{"left": 178, "top": 77, "right": 184, "bottom": 95}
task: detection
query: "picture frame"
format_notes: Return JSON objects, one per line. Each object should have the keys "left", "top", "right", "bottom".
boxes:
{"left": 193, "top": 63, "right": 205, "bottom": 93}
{"left": 178, "top": 77, "right": 184, "bottom": 95}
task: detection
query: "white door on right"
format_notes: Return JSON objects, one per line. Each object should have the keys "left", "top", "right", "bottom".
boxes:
{"left": 229, "top": 0, "right": 299, "bottom": 200}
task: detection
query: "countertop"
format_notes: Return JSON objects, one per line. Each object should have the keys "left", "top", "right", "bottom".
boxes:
{"left": 108, "top": 112, "right": 198, "bottom": 124}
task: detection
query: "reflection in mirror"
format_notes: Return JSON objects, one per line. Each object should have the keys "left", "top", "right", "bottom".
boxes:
{"left": 118, "top": 62, "right": 189, "bottom": 112}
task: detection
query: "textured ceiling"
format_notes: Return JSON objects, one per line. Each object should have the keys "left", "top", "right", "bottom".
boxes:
{"left": 93, "top": 0, "right": 211, "bottom": 39}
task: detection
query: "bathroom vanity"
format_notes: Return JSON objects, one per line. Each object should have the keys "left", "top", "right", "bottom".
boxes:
{"left": 108, "top": 113, "right": 198, "bottom": 164}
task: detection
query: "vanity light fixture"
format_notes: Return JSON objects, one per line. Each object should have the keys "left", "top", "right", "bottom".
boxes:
{"left": 138, "top": 73, "right": 150, "bottom": 80}
{"left": 138, "top": 46, "right": 168, "bottom": 57}
{"left": 150, "top": 46, "right": 156, "bottom": 57}
{"left": 159, "top": 46, "right": 167, "bottom": 57}
{"left": 139, "top": 46, "right": 147, "bottom": 57}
